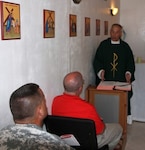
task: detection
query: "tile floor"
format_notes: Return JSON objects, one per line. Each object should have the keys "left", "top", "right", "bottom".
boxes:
{"left": 125, "top": 121, "right": 145, "bottom": 150}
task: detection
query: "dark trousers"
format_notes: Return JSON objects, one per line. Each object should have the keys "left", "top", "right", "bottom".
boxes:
{"left": 128, "top": 89, "right": 133, "bottom": 115}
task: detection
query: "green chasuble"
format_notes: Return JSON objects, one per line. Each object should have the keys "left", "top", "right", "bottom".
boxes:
{"left": 93, "top": 38, "right": 135, "bottom": 82}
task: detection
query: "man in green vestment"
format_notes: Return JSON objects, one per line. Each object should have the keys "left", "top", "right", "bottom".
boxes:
{"left": 93, "top": 24, "right": 135, "bottom": 124}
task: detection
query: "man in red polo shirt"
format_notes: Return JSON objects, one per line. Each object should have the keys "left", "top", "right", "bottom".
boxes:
{"left": 52, "top": 71, "right": 122, "bottom": 150}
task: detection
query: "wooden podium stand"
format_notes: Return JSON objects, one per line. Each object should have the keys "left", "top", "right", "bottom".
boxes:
{"left": 85, "top": 85, "right": 128, "bottom": 150}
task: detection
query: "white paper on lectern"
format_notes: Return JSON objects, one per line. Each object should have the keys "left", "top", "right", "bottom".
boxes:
{"left": 60, "top": 134, "right": 80, "bottom": 146}
{"left": 97, "top": 81, "right": 131, "bottom": 91}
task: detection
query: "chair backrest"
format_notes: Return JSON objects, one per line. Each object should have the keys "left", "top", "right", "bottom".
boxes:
{"left": 44, "top": 115, "right": 98, "bottom": 150}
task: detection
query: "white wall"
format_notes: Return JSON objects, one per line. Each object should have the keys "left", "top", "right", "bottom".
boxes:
{"left": 0, "top": 0, "right": 119, "bottom": 129}
{"left": 120, "top": 0, "right": 145, "bottom": 61}
{"left": 120, "top": 0, "right": 145, "bottom": 122}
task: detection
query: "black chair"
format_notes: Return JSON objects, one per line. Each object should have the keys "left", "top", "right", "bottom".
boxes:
{"left": 44, "top": 115, "right": 109, "bottom": 150}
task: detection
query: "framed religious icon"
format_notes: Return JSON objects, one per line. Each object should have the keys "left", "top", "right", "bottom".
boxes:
{"left": 43, "top": 10, "right": 55, "bottom": 38}
{"left": 0, "top": 1, "right": 21, "bottom": 40}
{"left": 85, "top": 17, "right": 90, "bottom": 36}
{"left": 96, "top": 19, "right": 100, "bottom": 35}
{"left": 104, "top": 21, "right": 108, "bottom": 35}
{"left": 69, "top": 14, "right": 77, "bottom": 37}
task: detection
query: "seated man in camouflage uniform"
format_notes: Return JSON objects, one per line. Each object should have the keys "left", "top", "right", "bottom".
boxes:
{"left": 0, "top": 83, "right": 74, "bottom": 150}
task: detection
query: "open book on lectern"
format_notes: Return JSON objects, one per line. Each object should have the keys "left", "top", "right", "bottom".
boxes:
{"left": 97, "top": 81, "right": 131, "bottom": 91}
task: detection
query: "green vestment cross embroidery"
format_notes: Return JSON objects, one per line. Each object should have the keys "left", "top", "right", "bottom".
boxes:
{"left": 110, "top": 53, "right": 118, "bottom": 78}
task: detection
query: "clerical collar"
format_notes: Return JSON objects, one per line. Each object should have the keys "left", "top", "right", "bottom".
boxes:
{"left": 111, "top": 40, "right": 120, "bottom": 44}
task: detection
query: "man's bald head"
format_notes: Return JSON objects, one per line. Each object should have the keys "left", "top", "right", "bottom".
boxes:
{"left": 63, "top": 71, "right": 84, "bottom": 93}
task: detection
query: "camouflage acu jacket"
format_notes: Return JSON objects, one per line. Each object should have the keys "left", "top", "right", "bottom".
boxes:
{"left": 0, "top": 124, "right": 74, "bottom": 150}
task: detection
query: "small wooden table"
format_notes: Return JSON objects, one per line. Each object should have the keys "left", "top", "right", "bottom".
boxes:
{"left": 85, "top": 85, "right": 128, "bottom": 150}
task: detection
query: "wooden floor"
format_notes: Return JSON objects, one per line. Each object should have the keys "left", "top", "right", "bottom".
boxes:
{"left": 125, "top": 121, "right": 145, "bottom": 150}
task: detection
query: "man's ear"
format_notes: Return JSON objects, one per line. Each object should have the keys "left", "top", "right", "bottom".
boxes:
{"left": 78, "top": 86, "right": 83, "bottom": 95}
{"left": 34, "top": 105, "right": 44, "bottom": 127}
{"left": 36, "top": 105, "right": 43, "bottom": 118}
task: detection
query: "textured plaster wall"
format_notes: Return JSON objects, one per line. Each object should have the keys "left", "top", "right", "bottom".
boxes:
{"left": 120, "top": 0, "right": 145, "bottom": 121}
{"left": 120, "top": 0, "right": 145, "bottom": 61}
{"left": 0, "top": 0, "right": 119, "bottom": 129}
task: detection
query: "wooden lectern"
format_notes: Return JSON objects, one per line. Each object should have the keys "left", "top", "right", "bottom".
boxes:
{"left": 85, "top": 85, "right": 128, "bottom": 150}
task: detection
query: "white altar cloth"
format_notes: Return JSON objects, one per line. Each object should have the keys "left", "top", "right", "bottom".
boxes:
{"left": 131, "top": 63, "right": 145, "bottom": 122}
